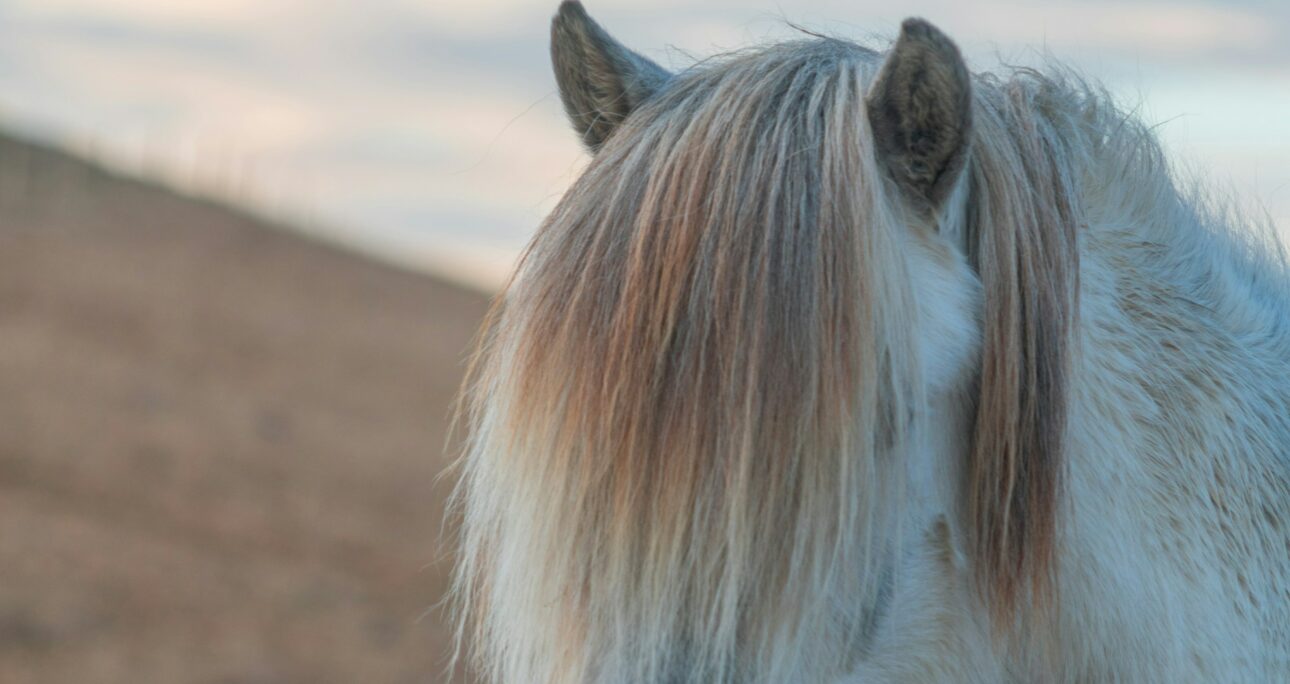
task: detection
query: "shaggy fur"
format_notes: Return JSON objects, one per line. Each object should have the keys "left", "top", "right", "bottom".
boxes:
{"left": 452, "top": 5, "right": 1290, "bottom": 682}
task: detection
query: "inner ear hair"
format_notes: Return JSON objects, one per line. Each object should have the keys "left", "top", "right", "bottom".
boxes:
{"left": 866, "top": 18, "right": 973, "bottom": 209}
{"left": 551, "top": 0, "right": 671, "bottom": 152}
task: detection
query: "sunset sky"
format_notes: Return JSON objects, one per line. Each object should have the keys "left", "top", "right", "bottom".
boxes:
{"left": 1, "top": 0, "right": 1286, "bottom": 289}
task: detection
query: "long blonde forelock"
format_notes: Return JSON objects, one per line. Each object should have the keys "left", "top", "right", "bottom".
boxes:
{"left": 454, "top": 40, "right": 928, "bottom": 683}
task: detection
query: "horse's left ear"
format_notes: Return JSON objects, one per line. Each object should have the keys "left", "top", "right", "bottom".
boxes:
{"left": 551, "top": 1, "right": 671, "bottom": 152}
{"left": 867, "top": 19, "right": 973, "bottom": 209}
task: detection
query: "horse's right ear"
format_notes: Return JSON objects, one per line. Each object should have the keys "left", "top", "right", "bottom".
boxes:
{"left": 866, "top": 19, "right": 973, "bottom": 209}
{"left": 551, "top": 1, "right": 671, "bottom": 152}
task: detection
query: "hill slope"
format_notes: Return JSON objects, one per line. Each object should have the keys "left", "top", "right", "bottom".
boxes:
{"left": 0, "top": 133, "right": 490, "bottom": 682}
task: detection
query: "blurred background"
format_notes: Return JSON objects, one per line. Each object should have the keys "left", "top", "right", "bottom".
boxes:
{"left": 0, "top": 1, "right": 1284, "bottom": 682}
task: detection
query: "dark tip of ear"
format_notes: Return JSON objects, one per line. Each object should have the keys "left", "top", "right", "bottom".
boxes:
{"left": 551, "top": 1, "right": 599, "bottom": 55}
{"left": 553, "top": 1, "right": 602, "bottom": 46}
{"left": 552, "top": 0, "right": 592, "bottom": 40}
{"left": 556, "top": 0, "right": 588, "bottom": 24}
{"left": 896, "top": 17, "right": 963, "bottom": 64}
{"left": 899, "top": 17, "right": 939, "bottom": 40}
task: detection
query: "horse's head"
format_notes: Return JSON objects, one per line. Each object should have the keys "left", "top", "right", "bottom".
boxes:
{"left": 456, "top": 4, "right": 1078, "bottom": 681}
{"left": 549, "top": 1, "right": 983, "bottom": 396}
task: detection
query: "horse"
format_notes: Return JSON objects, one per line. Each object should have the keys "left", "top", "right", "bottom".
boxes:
{"left": 451, "top": 2, "right": 1290, "bottom": 681}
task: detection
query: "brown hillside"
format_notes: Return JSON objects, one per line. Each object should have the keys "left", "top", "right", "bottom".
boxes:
{"left": 0, "top": 133, "right": 490, "bottom": 683}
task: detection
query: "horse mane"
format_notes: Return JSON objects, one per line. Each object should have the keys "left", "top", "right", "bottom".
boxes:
{"left": 963, "top": 69, "right": 1084, "bottom": 620}
{"left": 450, "top": 35, "right": 1178, "bottom": 680}
{"left": 455, "top": 40, "right": 913, "bottom": 682}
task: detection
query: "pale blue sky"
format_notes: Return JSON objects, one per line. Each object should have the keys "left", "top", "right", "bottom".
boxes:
{"left": 0, "top": 0, "right": 1286, "bottom": 289}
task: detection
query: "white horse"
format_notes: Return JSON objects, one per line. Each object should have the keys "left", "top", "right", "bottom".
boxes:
{"left": 452, "top": 2, "right": 1290, "bottom": 681}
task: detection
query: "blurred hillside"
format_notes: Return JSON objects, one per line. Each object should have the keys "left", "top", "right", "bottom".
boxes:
{"left": 0, "top": 132, "right": 489, "bottom": 682}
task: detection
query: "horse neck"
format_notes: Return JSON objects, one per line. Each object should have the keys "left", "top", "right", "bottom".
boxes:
{"left": 1084, "top": 160, "right": 1290, "bottom": 357}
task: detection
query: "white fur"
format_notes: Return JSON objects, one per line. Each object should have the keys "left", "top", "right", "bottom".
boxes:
{"left": 841, "top": 125, "right": 1290, "bottom": 682}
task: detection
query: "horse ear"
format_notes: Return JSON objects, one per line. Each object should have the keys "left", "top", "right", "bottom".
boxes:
{"left": 867, "top": 19, "right": 973, "bottom": 209}
{"left": 550, "top": 1, "right": 671, "bottom": 152}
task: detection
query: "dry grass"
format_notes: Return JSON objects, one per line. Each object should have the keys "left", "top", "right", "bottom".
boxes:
{"left": 0, "top": 133, "right": 489, "bottom": 683}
